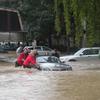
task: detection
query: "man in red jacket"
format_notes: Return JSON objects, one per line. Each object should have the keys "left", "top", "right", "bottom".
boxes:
{"left": 23, "top": 50, "right": 39, "bottom": 69}
{"left": 15, "top": 48, "right": 30, "bottom": 67}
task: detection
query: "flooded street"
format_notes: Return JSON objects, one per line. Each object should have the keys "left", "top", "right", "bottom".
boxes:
{"left": 0, "top": 52, "right": 100, "bottom": 100}
{"left": 0, "top": 69, "right": 100, "bottom": 100}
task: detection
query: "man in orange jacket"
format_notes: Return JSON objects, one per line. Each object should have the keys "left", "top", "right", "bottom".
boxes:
{"left": 15, "top": 48, "right": 30, "bottom": 67}
{"left": 23, "top": 50, "right": 40, "bottom": 69}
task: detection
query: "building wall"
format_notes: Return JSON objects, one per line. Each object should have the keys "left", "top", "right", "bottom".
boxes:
{"left": 0, "top": 8, "right": 25, "bottom": 42}
{"left": 0, "top": 32, "right": 25, "bottom": 42}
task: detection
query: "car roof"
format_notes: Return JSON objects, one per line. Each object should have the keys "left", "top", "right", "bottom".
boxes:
{"left": 77, "top": 47, "right": 100, "bottom": 51}
{"left": 74, "top": 47, "right": 100, "bottom": 55}
{"left": 37, "top": 55, "right": 58, "bottom": 59}
{"left": 25, "top": 46, "right": 50, "bottom": 48}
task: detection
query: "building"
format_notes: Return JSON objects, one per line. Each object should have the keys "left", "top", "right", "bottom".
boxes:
{"left": 0, "top": 8, "right": 26, "bottom": 42}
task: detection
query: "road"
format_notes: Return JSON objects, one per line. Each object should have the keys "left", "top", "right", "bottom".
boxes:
{"left": 0, "top": 52, "right": 100, "bottom": 100}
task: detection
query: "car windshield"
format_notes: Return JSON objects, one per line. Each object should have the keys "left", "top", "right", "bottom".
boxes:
{"left": 47, "top": 56, "right": 61, "bottom": 63}
{"left": 36, "top": 57, "right": 47, "bottom": 63}
{"left": 37, "top": 56, "right": 61, "bottom": 63}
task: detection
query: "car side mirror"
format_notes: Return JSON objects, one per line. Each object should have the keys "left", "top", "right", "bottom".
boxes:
{"left": 80, "top": 53, "right": 83, "bottom": 56}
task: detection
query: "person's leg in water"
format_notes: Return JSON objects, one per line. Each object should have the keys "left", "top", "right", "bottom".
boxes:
{"left": 32, "top": 64, "right": 40, "bottom": 70}
{"left": 15, "top": 61, "right": 21, "bottom": 67}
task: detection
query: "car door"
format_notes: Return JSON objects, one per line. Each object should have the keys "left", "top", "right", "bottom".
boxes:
{"left": 87, "top": 48, "right": 99, "bottom": 60}
{"left": 74, "top": 49, "right": 90, "bottom": 61}
{"left": 77, "top": 48, "right": 99, "bottom": 61}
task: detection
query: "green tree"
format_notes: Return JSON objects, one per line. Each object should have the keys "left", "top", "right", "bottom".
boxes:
{"left": 6, "top": 0, "right": 54, "bottom": 45}
{"left": 54, "top": 0, "right": 100, "bottom": 49}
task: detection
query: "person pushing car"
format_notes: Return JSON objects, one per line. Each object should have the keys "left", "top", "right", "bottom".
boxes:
{"left": 23, "top": 50, "right": 40, "bottom": 69}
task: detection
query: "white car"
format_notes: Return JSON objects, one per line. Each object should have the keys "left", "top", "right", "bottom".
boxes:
{"left": 60, "top": 47, "right": 100, "bottom": 62}
{"left": 36, "top": 56, "right": 72, "bottom": 71}
{"left": 24, "top": 46, "right": 53, "bottom": 56}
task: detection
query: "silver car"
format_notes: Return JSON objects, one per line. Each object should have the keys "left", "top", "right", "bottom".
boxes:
{"left": 36, "top": 56, "right": 72, "bottom": 71}
{"left": 24, "top": 46, "right": 53, "bottom": 56}
{"left": 60, "top": 47, "right": 100, "bottom": 62}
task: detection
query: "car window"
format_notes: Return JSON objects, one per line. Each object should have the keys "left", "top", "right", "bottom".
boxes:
{"left": 43, "top": 46, "right": 51, "bottom": 51}
{"left": 35, "top": 47, "right": 41, "bottom": 50}
{"left": 37, "top": 57, "right": 47, "bottom": 63}
{"left": 83, "top": 49, "right": 99, "bottom": 55}
{"left": 91, "top": 49, "right": 99, "bottom": 54}
{"left": 47, "top": 56, "right": 60, "bottom": 63}
{"left": 83, "top": 49, "right": 92, "bottom": 55}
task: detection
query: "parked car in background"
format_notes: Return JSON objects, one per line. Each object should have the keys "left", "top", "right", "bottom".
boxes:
{"left": 3, "top": 44, "right": 17, "bottom": 51}
{"left": 36, "top": 56, "right": 72, "bottom": 71}
{"left": 60, "top": 47, "right": 100, "bottom": 62}
{"left": 0, "top": 45, "right": 8, "bottom": 53}
{"left": 24, "top": 46, "right": 53, "bottom": 56}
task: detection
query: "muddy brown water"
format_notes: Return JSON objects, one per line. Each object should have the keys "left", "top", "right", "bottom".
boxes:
{"left": 0, "top": 52, "right": 100, "bottom": 100}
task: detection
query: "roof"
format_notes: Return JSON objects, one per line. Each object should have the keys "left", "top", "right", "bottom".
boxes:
{"left": 0, "top": 8, "right": 23, "bottom": 32}
{"left": 0, "top": 8, "right": 18, "bottom": 12}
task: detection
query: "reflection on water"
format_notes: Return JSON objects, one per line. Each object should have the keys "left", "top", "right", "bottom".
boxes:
{"left": 0, "top": 70, "right": 100, "bottom": 100}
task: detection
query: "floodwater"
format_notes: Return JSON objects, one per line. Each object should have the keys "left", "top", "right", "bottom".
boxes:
{"left": 0, "top": 52, "right": 100, "bottom": 100}
{"left": 0, "top": 61, "right": 100, "bottom": 100}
